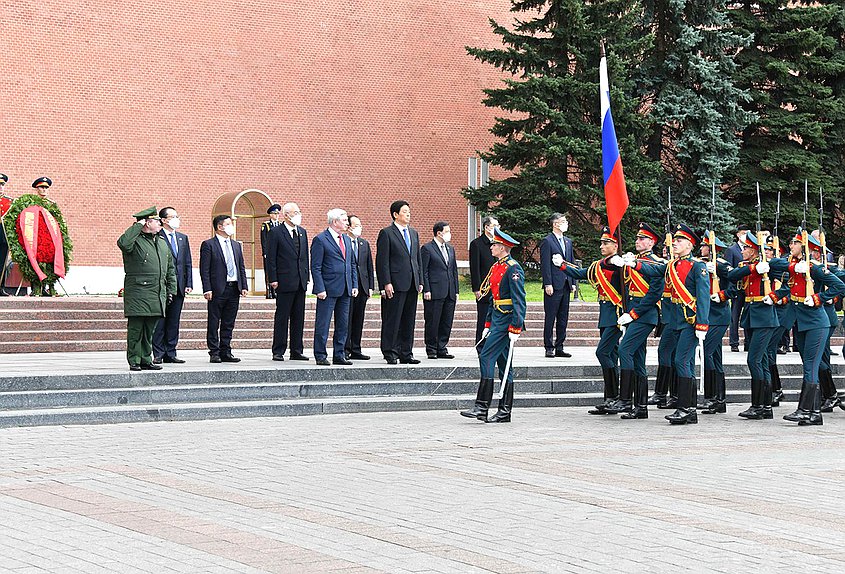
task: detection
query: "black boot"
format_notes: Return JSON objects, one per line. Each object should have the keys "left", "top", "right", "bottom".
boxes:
{"left": 771, "top": 365, "right": 783, "bottom": 406}
{"left": 738, "top": 379, "right": 766, "bottom": 419}
{"left": 697, "top": 370, "right": 716, "bottom": 410}
{"left": 666, "top": 377, "right": 698, "bottom": 425}
{"left": 819, "top": 370, "right": 840, "bottom": 412}
{"left": 648, "top": 365, "right": 670, "bottom": 406}
{"left": 621, "top": 374, "right": 648, "bottom": 419}
{"left": 761, "top": 379, "right": 773, "bottom": 419}
{"left": 589, "top": 368, "right": 619, "bottom": 415}
{"left": 487, "top": 380, "right": 513, "bottom": 423}
{"left": 798, "top": 385, "right": 823, "bottom": 426}
{"left": 783, "top": 380, "right": 809, "bottom": 421}
{"left": 607, "top": 369, "right": 634, "bottom": 414}
{"left": 660, "top": 369, "right": 680, "bottom": 410}
{"left": 702, "top": 371, "right": 727, "bottom": 414}
{"left": 460, "top": 378, "right": 494, "bottom": 420}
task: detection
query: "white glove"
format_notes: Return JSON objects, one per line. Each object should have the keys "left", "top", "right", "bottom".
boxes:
{"left": 710, "top": 293, "right": 721, "bottom": 302}
{"left": 803, "top": 295, "right": 817, "bottom": 307}
{"left": 481, "top": 327, "right": 490, "bottom": 339}
{"left": 825, "top": 297, "right": 834, "bottom": 305}
{"left": 508, "top": 332, "right": 520, "bottom": 342}
{"left": 622, "top": 252, "right": 637, "bottom": 267}
{"left": 755, "top": 261, "right": 770, "bottom": 274}
{"left": 763, "top": 294, "right": 774, "bottom": 306}
{"left": 706, "top": 261, "right": 717, "bottom": 274}
{"left": 617, "top": 312, "right": 634, "bottom": 326}
{"left": 552, "top": 253, "right": 563, "bottom": 267}
{"left": 609, "top": 255, "right": 625, "bottom": 267}
{"left": 695, "top": 330, "right": 707, "bottom": 342}
{"left": 794, "top": 260, "right": 809, "bottom": 274}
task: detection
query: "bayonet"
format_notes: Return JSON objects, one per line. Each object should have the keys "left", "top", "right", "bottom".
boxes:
{"left": 756, "top": 182, "right": 771, "bottom": 295}
{"left": 820, "top": 185, "right": 828, "bottom": 270}
{"left": 803, "top": 180, "right": 814, "bottom": 296}
{"left": 709, "top": 183, "right": 719, "bottom": 292}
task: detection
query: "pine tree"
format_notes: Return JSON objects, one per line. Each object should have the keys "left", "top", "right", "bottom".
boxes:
{"left": 464, "top": 0, "right": 660, "bottom": 264}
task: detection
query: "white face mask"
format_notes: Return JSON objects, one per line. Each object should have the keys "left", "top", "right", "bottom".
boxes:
{"left": 442, "top": 232, "right": 452, "bottom": 243}
{"left": 350, "top": 226, "right": 362, "bottom": 237}
{"left": 168, "top": 217, "right": 181, "bottom": 229}
{"left": 290, "top": 214, "right": 302, "bottom": 226}
{"left": 556, "top": 220, "right": 568, "bottom": 233}
{"left": 223, "top": 224, "right": 235, "bottom": 236}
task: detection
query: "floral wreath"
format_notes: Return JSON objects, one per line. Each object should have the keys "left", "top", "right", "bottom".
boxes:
{"left": 2, "top": 194, "right": 73, "bottom": 286}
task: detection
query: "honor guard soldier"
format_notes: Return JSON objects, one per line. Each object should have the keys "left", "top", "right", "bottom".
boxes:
{"left": 624, "top": 224, "right": 710, "bottom": 424}
{"left": 697, "top": 232, "right": 737, "bottom": 414}
{"left": 0, "top": 174, "right": 11, "bottom": 295}
{"left": 763, "top": 234, "right": 789, "bottom": 407}
{"left": 727, "top": 232, "right": 779, "bottom": 419}
{"left": 767, "top": 230, "right": 845, "bottom": 425}
{"left": 651, "top": 241, "right": 679, "bottom": 409}
{"left": 261, "top": 204, "right": 282, "bottom": 299}
{"left": 605, "top": 222, "right": 664, "bottom": 419}
{"left": 553, "top": 226, "right": 623, "bottom": 415}
{"left": 32, "top": 177, "right": 54, "bottom": 203}
{"left": 460, "top": 228, "right": 526, "bottom": 423}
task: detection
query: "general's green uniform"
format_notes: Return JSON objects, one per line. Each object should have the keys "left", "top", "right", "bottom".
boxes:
{"left": 118, "top": 208, "right": 176, "bottom": 368}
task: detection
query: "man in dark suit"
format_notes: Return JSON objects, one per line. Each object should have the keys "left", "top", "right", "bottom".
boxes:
{"left": 469, "top": 216, "right": 498, "bottom": 351}
{"left": 199, "top": 215, "right": 249, "bottom": 363}
{"left": 266, "top": 202, "right": 310, "bottom": 361}
{"left": 311, "top": 209, "right": 358, "bottom": 366}
{"left": 260, "top": 203, "right": 282, "bottom": 299}
{"left": 345, "top": 214, "right": 374, "bottom": 360}
{"left": 421, "top": 221, "right": 459, "bottom": 359}
{"left": 153, "top": 206, "right": 193, "bottom": 363}
{"left": 724, "top": 224, "right": 748, "bottom": 352}
{"left": 540, "top": 213, "right": 575, "bottom": 357}
{"left": 376, "top": 200, "right": 423, "bottom": 364}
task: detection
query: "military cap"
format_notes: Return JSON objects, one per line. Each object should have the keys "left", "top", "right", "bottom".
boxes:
{"left": 267, "top": 203, "right": 282, "bottom": 214}
{"left": 32, "top": 177, "right": 52, "bottom": 188}
{"left": 673, "top": 223, "right": 700, "bottom": 247}
{"left": 0, "top": 174, "right": 7, "bottom": 184}
{"left": 635, "top": 222, "right": 660, "bottom": 243}
{"left": 132, "top": 206, "right": 160, "bottom": 221}
{"left": 764, "top": 234, "right": 787, "bottom": 255}
{"left": 701, "top": 230, "right": 727, "bottom": 251}
{"left": 491, "top": 227, "right": 519, "bottom": 248}
{"left": 600, "top": 225, "right": 617, "bottom": 243}
{"left": 739, "top": 230, "right": 760, "bottom": 249}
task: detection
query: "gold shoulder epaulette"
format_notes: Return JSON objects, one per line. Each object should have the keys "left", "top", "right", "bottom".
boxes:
{"left": 507, "top": 259, "right": 517, "bottom": 266}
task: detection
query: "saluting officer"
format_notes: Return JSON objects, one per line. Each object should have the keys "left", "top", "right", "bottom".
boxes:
{"left": 460, "top": 228, "right": 526, "bottom": 423}
{"left": 260, "top": 203, "right": 283, "bottom": 299}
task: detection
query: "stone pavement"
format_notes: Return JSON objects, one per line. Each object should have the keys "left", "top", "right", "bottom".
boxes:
{"left": 1, "top": 407, "right": 845, "bottom": 573}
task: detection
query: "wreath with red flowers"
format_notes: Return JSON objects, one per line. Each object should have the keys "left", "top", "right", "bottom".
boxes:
{"left": 2, "top": 194, "right": 73, "bottom": 286}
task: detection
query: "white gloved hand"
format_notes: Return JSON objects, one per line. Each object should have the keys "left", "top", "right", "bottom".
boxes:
{"left": 622, "top": 252, "right": 637, "bottom": 267}
{"left": 706, "top": 261, "right": 717, "bottom": 274}
{"left": 794, "top": 260, "right": 809, "bottom": 274}
{"left": 803, "top": 295, "right": 817, "bottom": 307}
{"left": 617, "top": 313, "right": 634, "bottom": 326}
{"left": 763, "top": 294, "right": 775, "bottom": 305}
{"left": 508, "top": 332, "right": 520, "bottom": 342}
{"left": 710, "top": 293, "right": 721, "bottom": 302}
{"left": 552, "top": 253, "right": 564, "bottom": 267}
{"left": 482, "top": 328, "right": 490, "bottom": 339}
{"left": 755, "top": 261, "right": 770, "bottom": 274}
{"left": 825, "top": 297, "right": 834, "bottom": 305}
{"left": 695, "top": 330, "right": 707, "bottom": 342}
{"left": 609, "top": 255, "right": 625, "bottom": 267}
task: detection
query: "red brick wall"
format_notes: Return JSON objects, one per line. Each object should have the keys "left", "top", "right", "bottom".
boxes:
{"left": 0, "top": 0, "right": 513, "bottom": 269}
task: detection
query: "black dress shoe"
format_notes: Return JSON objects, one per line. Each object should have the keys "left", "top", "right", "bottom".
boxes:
{"left": 316, "top": 358, "right": 331, "bottom": 366}
{"left": 555, "top": 349, "right": 571, "bottom": 358}
{"left": 348, "top": 353, "right": 370, "bottom": 360}
{"left": 210, "top": 355, "right": 222, "bottom": 363}
{"left": 386, "top": 358, "right": 398, "bottom": 365}
{"left": 163, "top": 357, "right": 186, "bottom": 364}
{"left": 545, "top": 350, "right": 555, "bottom": 358}
{"left": 220, "top": 355, "right": 241, "bottom": 363}
{"left": 731, "top": 346, "right": 740, "bottom": 352}
{"left": 290, "top": 353, "right": 310, "bottom": 361}
{"left": 333, "top": 357, "right": 353, "bottom": 365}
{"left": 399, "top": 358, "right": 421, "bottom": 364}
{"left": 139, "top": 363, "right": 163, "bottom": 370}
{"left": 129, "top": 364, "right": 142, "bottom": 372}
{"left": 426, "top": 354, "right": 438, "bottom": 359}
{"left": 272, "top": 354, "right": 285, "bottom": 361}
{"left": 777, "top": 346, "right": 788, "bottom": 355}
{"left": 437, "top": 353, "right": 455, "bottom": 359}
{"left": 152, "top": 357, "right": 163, "bottom": 365}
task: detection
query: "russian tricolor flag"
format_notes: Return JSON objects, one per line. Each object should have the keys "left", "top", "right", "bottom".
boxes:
{"left": 600, "top": 46, "right": 629, "bottom": 235}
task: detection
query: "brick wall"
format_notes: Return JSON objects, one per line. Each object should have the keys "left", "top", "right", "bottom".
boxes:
{"left": 0, "top": 0, "right": 513, "bottom": 276}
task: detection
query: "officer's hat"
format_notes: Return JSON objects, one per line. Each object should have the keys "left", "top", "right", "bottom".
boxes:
{"left": 267, "top": 203, "right": 282, "bottom": 215}
{"left": 491, "top": 227, "right": 519, "bottom": 248}
{"left": 0, "top": 174, "right": 7, "bottom": 184}
{"left": 673, "top": 223, "right": 700, "bottom": 247}
{"left": 739, "top": 230, "right": 760, "bottom": 250}
{"left": 599, "top": 226, "right": 617, "bottom": 243}
{"left": 635, "top": 222, "right": 660, "bottom": 243}
{"left": 790, "top": 228, "right": 822, "bottom": 249}
{"left": 32, "top": 177, "right": 51, "bottom": 189}
{"left": 701, "top": 230, "right": 727, "bottom": 251}
{"left": 132, "top": 206, "right": 160, "bottom": 221}
{"left": 764, "top": 234, "right": 787, "bottom": 255}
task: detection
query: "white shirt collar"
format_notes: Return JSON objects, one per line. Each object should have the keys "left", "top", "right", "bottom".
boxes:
{"left": 394, "top": 221, "right": 408, "bottom": 232}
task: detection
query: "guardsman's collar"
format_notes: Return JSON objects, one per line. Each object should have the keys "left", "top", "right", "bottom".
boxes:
{"left": 497, "top": 255, "right": 509, "bottom": 263}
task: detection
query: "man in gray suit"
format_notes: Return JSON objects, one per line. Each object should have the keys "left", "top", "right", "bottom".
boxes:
{"left": 421, "top": 221, "right": 459, "bottom": 359}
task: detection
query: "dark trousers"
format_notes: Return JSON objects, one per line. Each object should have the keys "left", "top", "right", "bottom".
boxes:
{"left": 207, "top": 282, "right": 240, "bottom": 356}
{"left": 618, "top": 320, "right": 654, "bottom": 377}
{"left": 475, "top": 297, "right": 491, "bottom": 348}
{"left": 729, "top": 294, "right": 746, "bottom": 347}
{"left": 596, "top": 326, "right": 622, "bottom": 369}
{"left": 313, "top": 294, "right": 350, "bottom": 360}
{"left": 380, "top": 289, "right": 418, "bottom": 360}
{"left": 746, "top": 327, "right": 774, "bottom": 381}
{"left": 423, "top": 296, "right": 456, "bottom": 355}
{"left": 673, "top": 325, "right": 699, "bottom": 379}
{"left": 795, "top": 327, "right": 826, "bottom": 383}
{"left": 152, "top": 294, "right": 185, "bottom": 360}
{"left": 543, "top": 287, "right": 571, "bottom": 351}
{"left": 657, "top": 322, "right": 676, "bottom": 367}
{"left": 704, "top": 323, "right": 729, "bottom": 373}
{"left": 272, "top": 288, "right": 306, "bottom": 356}
{"left": 345, "top": 292, "right": 369, "bottom": 355}
{"left": 127, "top": 316, "right": 159, "bottom": 366}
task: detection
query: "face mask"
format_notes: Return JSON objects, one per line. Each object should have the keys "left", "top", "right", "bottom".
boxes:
{"left": 442, "top": 232, "right": 452, "bottom": 243}
{"left": 559, "top": 220, "right": 568, "bottom": 233}
{"left": 223, "top": 224, "right": 235, "bottom": 236}
{"left": 350, "top": 227, "right": 362, "bottom": 237}
{"left": 168, "top": 217, "right": 181, "bottom": 229}
{"left": 290, "top": 214, "right": 302, "bottom": 226}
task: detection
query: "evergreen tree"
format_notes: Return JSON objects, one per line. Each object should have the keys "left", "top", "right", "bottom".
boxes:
{"left": 464, "top": 0, "right": 660, "bottom": 264}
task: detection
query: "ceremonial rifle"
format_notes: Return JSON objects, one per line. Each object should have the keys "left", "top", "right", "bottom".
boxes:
{"left": 820, "top": 186, "right": 828, "bottom": 271}
{"left": 709, "top": 183, "right": 719, "bottom": 292}
{"left": 665, "top": 186, "right": 673, "bottom": 260}
{"left": 773, "top": 190, "right": 781, "bottom": 289}
{"left": 803, "top": 180, "right": 814, "bottom": 296}
{"left": 756, "top": 182, "right": 771, "bottom": 295}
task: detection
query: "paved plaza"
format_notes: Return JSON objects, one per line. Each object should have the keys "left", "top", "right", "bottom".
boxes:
{"left": 2, "top": 405, "right": 845, "bottom": 573}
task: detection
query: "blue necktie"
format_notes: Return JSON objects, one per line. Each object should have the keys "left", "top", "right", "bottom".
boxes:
{"left": 559, "top": 236, "right": 565, "bottom": 256}
{"left": 403, "top": 228, "right": 411, "bottom": 253}
{"left": 169, "top": 233, "right": 178, "bottom": 258}
{"left": 224, "top": 239, "right": 236, "bottom": 278}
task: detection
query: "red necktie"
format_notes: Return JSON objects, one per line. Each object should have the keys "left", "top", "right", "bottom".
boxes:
{"left": 338, "top": 235, "right": 346, "bottom": 259}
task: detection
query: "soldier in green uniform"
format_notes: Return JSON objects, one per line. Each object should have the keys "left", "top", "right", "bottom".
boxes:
{"left": 117, "top": 207, "right": 177, "bottom": 371}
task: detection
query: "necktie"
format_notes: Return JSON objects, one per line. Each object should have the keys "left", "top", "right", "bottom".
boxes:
{"left": 169, "top": 233, "right": 178, "bottom": 258}
{"left": 403, "top": 228, "right": 411, "bottom": 253}
{"left": 441, "top": 243, "right": 448, "bottom": 264}
{"left": 338, "top": 234, "right": 346, "bottom": 259}
{"left": 352, "top": 238, "right": 358, "bottom": 259}
{"left": 224, "top": 239, "right": 236, "bottom": 278}
{"left": 559, "top": 236, "right": 565, "bottom": 255}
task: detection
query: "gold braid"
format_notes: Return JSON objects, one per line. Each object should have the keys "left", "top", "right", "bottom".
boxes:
{"left": 478, "top": 256, "right": 508, "bottom": 299}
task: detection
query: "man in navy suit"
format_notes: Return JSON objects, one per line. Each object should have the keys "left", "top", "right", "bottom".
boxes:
{"left": 724, "top": 224, "right": 748, "bottom": 352}
{"left": 345, "top": 214, "right": 374, "bottom": 360}
{"left": 540, "top": 213, "right": 576, "bottom": 357}
{"left": 376, "top": 200, "right": 423, "bottom": 364}
{"left": 311, "top": 209, "right": 359, "bottom": 365}
{"left": 199, "top": 215, "right": 248, "bottom": 363}
{"left": 153, "top": 207, "right": 193, "bottom": 363}
{"left": 421, "top": 221, "right": 459, "bottom": 359}
{"left": 266, "top": 202, "right": 310, "bottom": 361}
